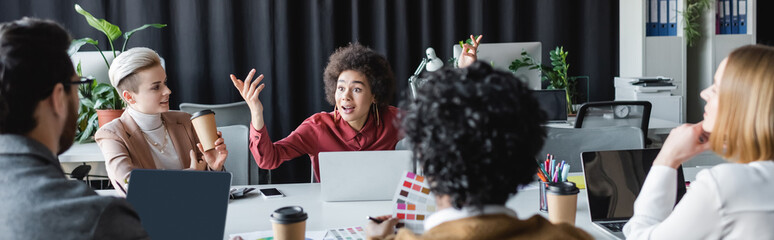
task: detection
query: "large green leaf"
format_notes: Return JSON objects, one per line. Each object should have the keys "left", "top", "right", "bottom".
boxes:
{"left": 74, "top": 4, "right": 122, "bottom": 43}
{"left": 77, "top": 113, "right": 99, "bottom": 142}
{"left": 93, "top": 83, "right": 115, "bottom": 96}
{"left": 68, "top": 37, "right": 99, "bottom": 56}
{"left": 81, "top": 98, "right": 95, "bottom": 109}
{"left": 94, "top": 98, "right": 108, "bottom": 110}
{"left": 121, "top": 24, "right": 167, "bottom": 52}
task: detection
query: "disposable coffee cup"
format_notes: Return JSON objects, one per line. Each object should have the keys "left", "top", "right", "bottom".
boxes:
{"left": 270, "top": 206, "right": 308, "bottom": 240}
{"left": 546, "top": 181, "right": 580, "bottom": 225}
{"left": 190, "top": 110, "right": 218, "bottom": 152}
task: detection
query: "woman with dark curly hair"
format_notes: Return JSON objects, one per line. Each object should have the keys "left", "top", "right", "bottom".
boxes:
{"left": 230, "top": 43, "right": 401, "bottom": 182}
{"left": 366, "top": 62, "right": 591, "bottom": 240}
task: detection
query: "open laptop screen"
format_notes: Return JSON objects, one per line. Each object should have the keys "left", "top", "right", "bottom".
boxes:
{"left": 581, "top": 149, "right": 686, "bottom": 221}
{"left": 530, "top": 89, "right": 568, "bottom": 122}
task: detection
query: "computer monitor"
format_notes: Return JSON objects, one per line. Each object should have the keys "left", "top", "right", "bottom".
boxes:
{"left": 453, "top": 42, "right": 542, "bottom": 90}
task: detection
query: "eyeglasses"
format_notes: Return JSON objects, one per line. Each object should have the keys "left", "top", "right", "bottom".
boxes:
{"left": 63, "top": 76, "right": 95, "bottom": 86}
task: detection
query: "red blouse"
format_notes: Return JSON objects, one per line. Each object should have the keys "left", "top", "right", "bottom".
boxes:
{"left": 249, "top": 106, "right": 402, "bottom": 182}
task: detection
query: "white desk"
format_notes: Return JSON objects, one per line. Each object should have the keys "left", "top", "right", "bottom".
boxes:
{"left": 99, "top": 183, "right": 613, "bottom": 239}
{"left": 59, "top": 142, "right": 104, "bottom": 163}
{"left": 220, "top": 183, "right": 614, "bottom": 240}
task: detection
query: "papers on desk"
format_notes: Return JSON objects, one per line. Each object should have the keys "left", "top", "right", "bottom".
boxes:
{"left": 324, "top": 227, "right": 366, "bottom": 240}
{"left": 229, "top": 230, "right": 327, "bottom": 240}
{"left": 392, "top": 171, "right": 436, "bottom": 234}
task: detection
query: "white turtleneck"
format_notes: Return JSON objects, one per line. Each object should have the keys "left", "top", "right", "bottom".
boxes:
{"left": 126, "top": 106, "right": 182, "bottom": 170}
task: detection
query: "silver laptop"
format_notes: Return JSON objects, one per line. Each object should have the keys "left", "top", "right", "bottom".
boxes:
{"left": 319, "top": 150, "right": 413, "bottom": 202}
{"left": 127, "top": 169, "right": 231, "bottom": 240}
{"left": 531, "top": 89, "right": 568, "bottom": 124}
{"left": 581, "top": 149, "right": 685, "bottom": 239}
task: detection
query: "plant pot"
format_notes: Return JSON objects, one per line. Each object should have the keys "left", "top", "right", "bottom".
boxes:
{"left": 97, "top": 109, "right": 124, "bottom": 127}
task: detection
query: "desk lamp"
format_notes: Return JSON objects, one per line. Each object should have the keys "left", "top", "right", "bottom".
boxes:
{"left": 409, "top": 47, "right": 444, "bottom": 99}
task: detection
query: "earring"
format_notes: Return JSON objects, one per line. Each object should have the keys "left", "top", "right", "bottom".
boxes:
{"left": 372, "top": 102, "right": 380, "bottom": 126}
{"left": 333, "top": 105, "right": 338, "bottom": 120}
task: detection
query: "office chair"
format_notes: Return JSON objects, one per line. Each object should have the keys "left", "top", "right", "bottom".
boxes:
{"left": 217, "top": 125, "right": 250, "bottom": 185}
{"left": 539, "top": 126, "right": 645, "bottom": 172}
{"left": 179, "top": 101, "right": 250, "bottom": 127}
{"left": 69, "top": 164, "right": 92, "bottom": 187}
{"left": 574, "top": 101, "right": 652, "bottom": 147}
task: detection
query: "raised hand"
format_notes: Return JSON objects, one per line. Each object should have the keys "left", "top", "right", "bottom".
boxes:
{"left": 199, "top": 131, "right": 228, "bottom": 171}
{"left": 230, "top": 69, "right": 267, "bottom": 130}
{"left": 457, "top": 34, "right": 483, "bottom": 68}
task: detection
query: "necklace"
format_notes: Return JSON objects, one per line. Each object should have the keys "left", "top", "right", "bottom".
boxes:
{"left": 142, "top": 126, "right": 170, "bottom": 153}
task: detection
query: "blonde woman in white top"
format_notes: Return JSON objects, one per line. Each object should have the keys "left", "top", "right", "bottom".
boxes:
{"left": 624, "top": 45, "right": 774, "bottom": 239}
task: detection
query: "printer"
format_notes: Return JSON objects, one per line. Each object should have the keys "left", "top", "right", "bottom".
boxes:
{"left": 615, "top": 76, "right": 683, "bottom": 123}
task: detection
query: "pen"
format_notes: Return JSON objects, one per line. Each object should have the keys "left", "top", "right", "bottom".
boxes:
{"left": 367, "top": 216, "right": 384, "bottom": 224}
{"left": 536, "top": 170, "right": 548, "bottom": 182}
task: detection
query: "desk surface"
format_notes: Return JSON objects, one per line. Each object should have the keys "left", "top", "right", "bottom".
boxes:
{"left": 222, "top": 183, "right": 613, "bottom": 240}
{"left": 545, "top": 117, "right": 679, "bottom": 130}
{"left": 100, "top": 182, "right": 614, "bottom": 239}
{"left": 59, "top": 142, "right": 104, "bottom": 163}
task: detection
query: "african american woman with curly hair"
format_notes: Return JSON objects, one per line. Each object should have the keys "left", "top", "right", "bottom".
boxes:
{"left": 230, "top": 43, "right": 401, "bottom": 182}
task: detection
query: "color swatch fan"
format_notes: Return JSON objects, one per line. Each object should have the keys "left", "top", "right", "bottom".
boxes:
{"left": 324, "top": 227, "right": 366, "bottom": 240}
{"left": 392, "top": 171, "right": 436, "bottom": 234}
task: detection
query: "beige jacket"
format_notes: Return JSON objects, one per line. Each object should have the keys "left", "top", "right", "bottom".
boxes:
{"left": 370, "top": 214, "right": 593, "bottom": 240}
{"left": 95, "top": 110, "right": 201, "bottom": 195}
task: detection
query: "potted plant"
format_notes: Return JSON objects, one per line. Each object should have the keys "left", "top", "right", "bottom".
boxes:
{"left": 70, "top": 4, "right": 166, "bottom": 142}
{"left": 510, "top": 46, "right": 579, "bottom": 114}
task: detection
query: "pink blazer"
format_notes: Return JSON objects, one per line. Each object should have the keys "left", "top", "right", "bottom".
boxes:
{"left": 95, "top": 110, "right": 202, "bottom": 194}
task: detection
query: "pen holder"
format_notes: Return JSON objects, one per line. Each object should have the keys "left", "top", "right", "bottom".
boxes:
{"left": 539, "top": 181, "right": 550, "bottom": 212}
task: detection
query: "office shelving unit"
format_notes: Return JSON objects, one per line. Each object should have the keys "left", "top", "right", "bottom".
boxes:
{"left": 620, "top": 0, "right": 687, "bottom": 123}
{"left": 686, "top": 0, "right": 756, "bottom": 122}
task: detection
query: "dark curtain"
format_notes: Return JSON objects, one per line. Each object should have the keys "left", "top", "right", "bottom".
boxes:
{"left": 1, "top": 0, "right": 620, "bottom": 183}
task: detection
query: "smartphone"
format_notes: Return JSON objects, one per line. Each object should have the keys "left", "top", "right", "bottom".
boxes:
{"left": 259, "top": 188, "right": 285, "bottom": 199}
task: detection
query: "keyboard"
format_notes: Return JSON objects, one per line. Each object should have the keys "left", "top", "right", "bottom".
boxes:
{"left": 600, "top": 222, "right": 626, "bottom": 232}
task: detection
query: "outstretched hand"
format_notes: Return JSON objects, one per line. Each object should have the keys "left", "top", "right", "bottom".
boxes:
{"left": 199, "top": 131, "right": 228, "bottom": 171}
{"left": 366, "top": 215, "right": 399, "bottom": 238}
{"left": 230, "top": 68, "right": 267, "bottom": 130}
{"left": 457, "top": 35, "right": 483, "bottom": 68}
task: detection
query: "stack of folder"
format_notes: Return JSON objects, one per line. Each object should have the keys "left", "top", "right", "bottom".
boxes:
{"left": 646, "top": 0, "right": 678, "bottom": 36}
{"left": 717, "top": 0, "right": 748, "bottom": 35}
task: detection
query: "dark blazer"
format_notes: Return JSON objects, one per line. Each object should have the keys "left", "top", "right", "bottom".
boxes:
{"left": 0, "top": 134, "right": 148, "bottom": 239}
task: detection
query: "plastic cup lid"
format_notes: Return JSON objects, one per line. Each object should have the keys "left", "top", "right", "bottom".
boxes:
{"left": 547, "top": 181, "right": 579, "bottom": 195}
{"left": 190, "top": 109, "right": 215, "bottom": 120}
{"left": 270, "top": 206, "right": 308, "bottom": 224}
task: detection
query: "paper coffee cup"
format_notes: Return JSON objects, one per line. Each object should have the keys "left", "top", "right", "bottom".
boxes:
{"left": 190, "top": 110, "right": 218, "bottom": 151}
{"left": 546, "top": 181, "right": 580, "bottom": 225}
{"left": 270, "top": 206, "right": 308, "bottom": 240}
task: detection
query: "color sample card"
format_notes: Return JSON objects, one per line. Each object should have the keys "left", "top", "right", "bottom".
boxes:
{"left": 392, "top": 171, "right": 436, "bottom": 234}
{"left": 229, "top": 230, "right": 326, "bottom": 240}
{"left": 323, "top": 226, "right": 366, "bottom": 240}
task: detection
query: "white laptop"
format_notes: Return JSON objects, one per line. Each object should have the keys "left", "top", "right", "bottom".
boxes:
{"left": 319, "top": 150, "right": 413, "bottom": 202}
{"left": 581, "top": 149, "right": 686, "bottom": 239}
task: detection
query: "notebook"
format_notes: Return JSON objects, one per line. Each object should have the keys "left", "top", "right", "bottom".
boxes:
{"left": 319, "top": 150, "right": 413, "bottom": 202}
{"left": 581, "top": 149, "right": 686, "bottom": 239}
{"left": 126, "top": 169, "right": 232, "bottom": 239}
{"left": 531, "top": 89, "right": 568, "bottom": 123}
